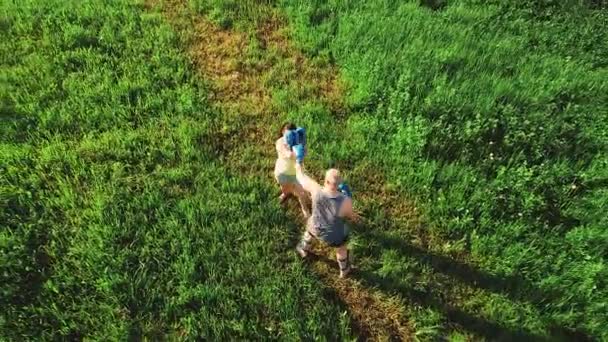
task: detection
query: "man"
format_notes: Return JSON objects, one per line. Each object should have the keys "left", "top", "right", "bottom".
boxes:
{"left": 294, "top": 162, "right": 358, "bottom": 278}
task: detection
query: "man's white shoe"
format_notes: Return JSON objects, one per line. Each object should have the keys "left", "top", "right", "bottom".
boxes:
{"left": 339, "top": 266, "right": 351, "bottom": 279}
{"left": 296, "top": 245, "right": 308, "bottom": 258}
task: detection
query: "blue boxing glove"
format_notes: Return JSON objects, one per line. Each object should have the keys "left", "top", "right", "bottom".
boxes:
{"left": 295, "top": 127, "right": 306, "bottom": 147}
{"left": 285, "top": 126, "right": 307, "bottom": 164}
{"left": 284, "top": 127, "right": 307, "bottom": 148}
{"left": 284, "top": 129, "right": 298, "bottom": 148}
{"left": 338, "top": 182, "right": 352, "bottom": 198}
{"left": 293, "top": 144, "right": 305, "bottom": 164}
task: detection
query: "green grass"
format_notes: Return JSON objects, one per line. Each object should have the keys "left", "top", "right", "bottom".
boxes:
{"left": 2, "top": 0, "right": 607, "bottom": 340}
{"left": 1, "top": 0, "right": 352, "bottom": 340}
{"left": 278, "top": 0, "right": 608, "bottom": 339}
{"left": 198, "top": 0, "right": 608, "bottom": 339}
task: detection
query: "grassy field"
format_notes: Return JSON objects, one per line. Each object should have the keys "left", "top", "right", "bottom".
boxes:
{"left": 1, "top": 1, "right": 352, "bottom": 340}
{"left": 199, "top": 0, "right": 607, "bottom": 340}
{"left": 2, "top": 0, "right": 607, "bottom": 340}
{"left": 275, "top": 0, "right": 608, "bottom": 339}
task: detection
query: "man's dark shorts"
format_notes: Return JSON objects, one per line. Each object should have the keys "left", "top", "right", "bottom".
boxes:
{"left": 307, "top": 218, "right": 349, "bottom": 247}
{"left": 322, "top": 234, "right": 349, "bottom": 247}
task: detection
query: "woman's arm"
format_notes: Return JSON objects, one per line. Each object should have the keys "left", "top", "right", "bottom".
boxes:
{"left": 276, "top": 139, "right": 294, "bottom": 159}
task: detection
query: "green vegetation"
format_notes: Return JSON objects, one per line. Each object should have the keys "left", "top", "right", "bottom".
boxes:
{"left": 1, "top": 1, "right": 351, "bottom": 340}
{"left": 198, "top": 0, "right": 608, "bottom": 339}
{"left": 2, "top": 0, "right": 607, "bottom": 340}
{"left": 278, "top": 0, "right": 607, "bottom": 339}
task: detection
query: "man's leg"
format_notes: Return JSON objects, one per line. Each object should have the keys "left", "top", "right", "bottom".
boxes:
{"left": 296, "top": 231, "right": 314, "bottom": 257}
{"left": 297, "top": 219, "right": 316, "bottom": 257}
{"left": 336, "top": 245, "right": 351, "bottom": 278}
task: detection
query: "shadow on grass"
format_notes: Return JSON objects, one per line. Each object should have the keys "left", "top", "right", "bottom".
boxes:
{"left": 363, "top": 231, "right": 556, "bottom": 305}
{"left": 280, "top": 201, "right": 370, "bottom": 340}
{"left": 4, "top": 223, "right": 51, "bottom": 308}
{"left": 316, "top": 276, "right": 368, "bottom": 341}
{"left": 356, "top": 267, "right": 550, "bottom": 342}
{"left": 353, "top": 229, "right": 592, "bottom": 341}
{"left": 280, "top": 195, "right": 591, "bottom": 341}
{"left": 311, "top": 252, "right": 549, "bottom": 342}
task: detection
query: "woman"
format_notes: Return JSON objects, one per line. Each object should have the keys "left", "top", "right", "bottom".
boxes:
{"left": 274, "top": 122, "right": 310, "bottom": 217}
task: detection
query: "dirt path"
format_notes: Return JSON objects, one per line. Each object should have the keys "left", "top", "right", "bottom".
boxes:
{"left": 146, "top": 0, "right": 412, "bottom": 340}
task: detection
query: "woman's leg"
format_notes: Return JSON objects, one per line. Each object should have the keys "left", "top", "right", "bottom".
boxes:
{"left": 279, "top": 183, "right": 294, "bottom": 204}
{"left": 277, "top": 174, "right": 296, "bottom": 202}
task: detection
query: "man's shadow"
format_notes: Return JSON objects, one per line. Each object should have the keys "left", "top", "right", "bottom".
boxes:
{"left": 311, "top": 248, "right": 591, "bottom": 342}
{"left": 281, "top": 189, "right": 592, "bottom": 341}
{"left": 345, "top": 227, "right": 594, "bottom": 342}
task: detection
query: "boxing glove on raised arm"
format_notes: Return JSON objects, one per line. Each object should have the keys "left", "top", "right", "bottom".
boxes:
{"left": 284, "top": 127, "right": 306, "bottom": 148}
{"left": 293, "top": 144, "right": 305, "bottom": 164}
{"left": 338, "top": 182, "right": 352, "bottom": 198}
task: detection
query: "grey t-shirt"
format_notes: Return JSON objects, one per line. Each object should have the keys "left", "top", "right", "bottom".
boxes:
{"left": 310, "top": 190, "right": 348, "bottom": 245}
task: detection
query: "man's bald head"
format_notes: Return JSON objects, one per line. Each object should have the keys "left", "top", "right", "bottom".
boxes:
{"left": 324, "top": 168, "right": 342, "bottom": 190}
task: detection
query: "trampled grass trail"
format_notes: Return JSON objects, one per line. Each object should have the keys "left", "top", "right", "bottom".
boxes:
{"left": 146, "top": 0, "right": 411, "bottom": 339}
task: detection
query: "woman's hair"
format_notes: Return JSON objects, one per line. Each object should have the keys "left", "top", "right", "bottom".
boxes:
{"left": 278, "top": 122, "right": 296, "bottom": 138}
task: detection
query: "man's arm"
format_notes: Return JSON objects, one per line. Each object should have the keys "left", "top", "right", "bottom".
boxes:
{"left": 295, "top": 163, "right": 321, "bottom": 194}
{"left": 340, "top": 197, "right": 362, "bottom": 223}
